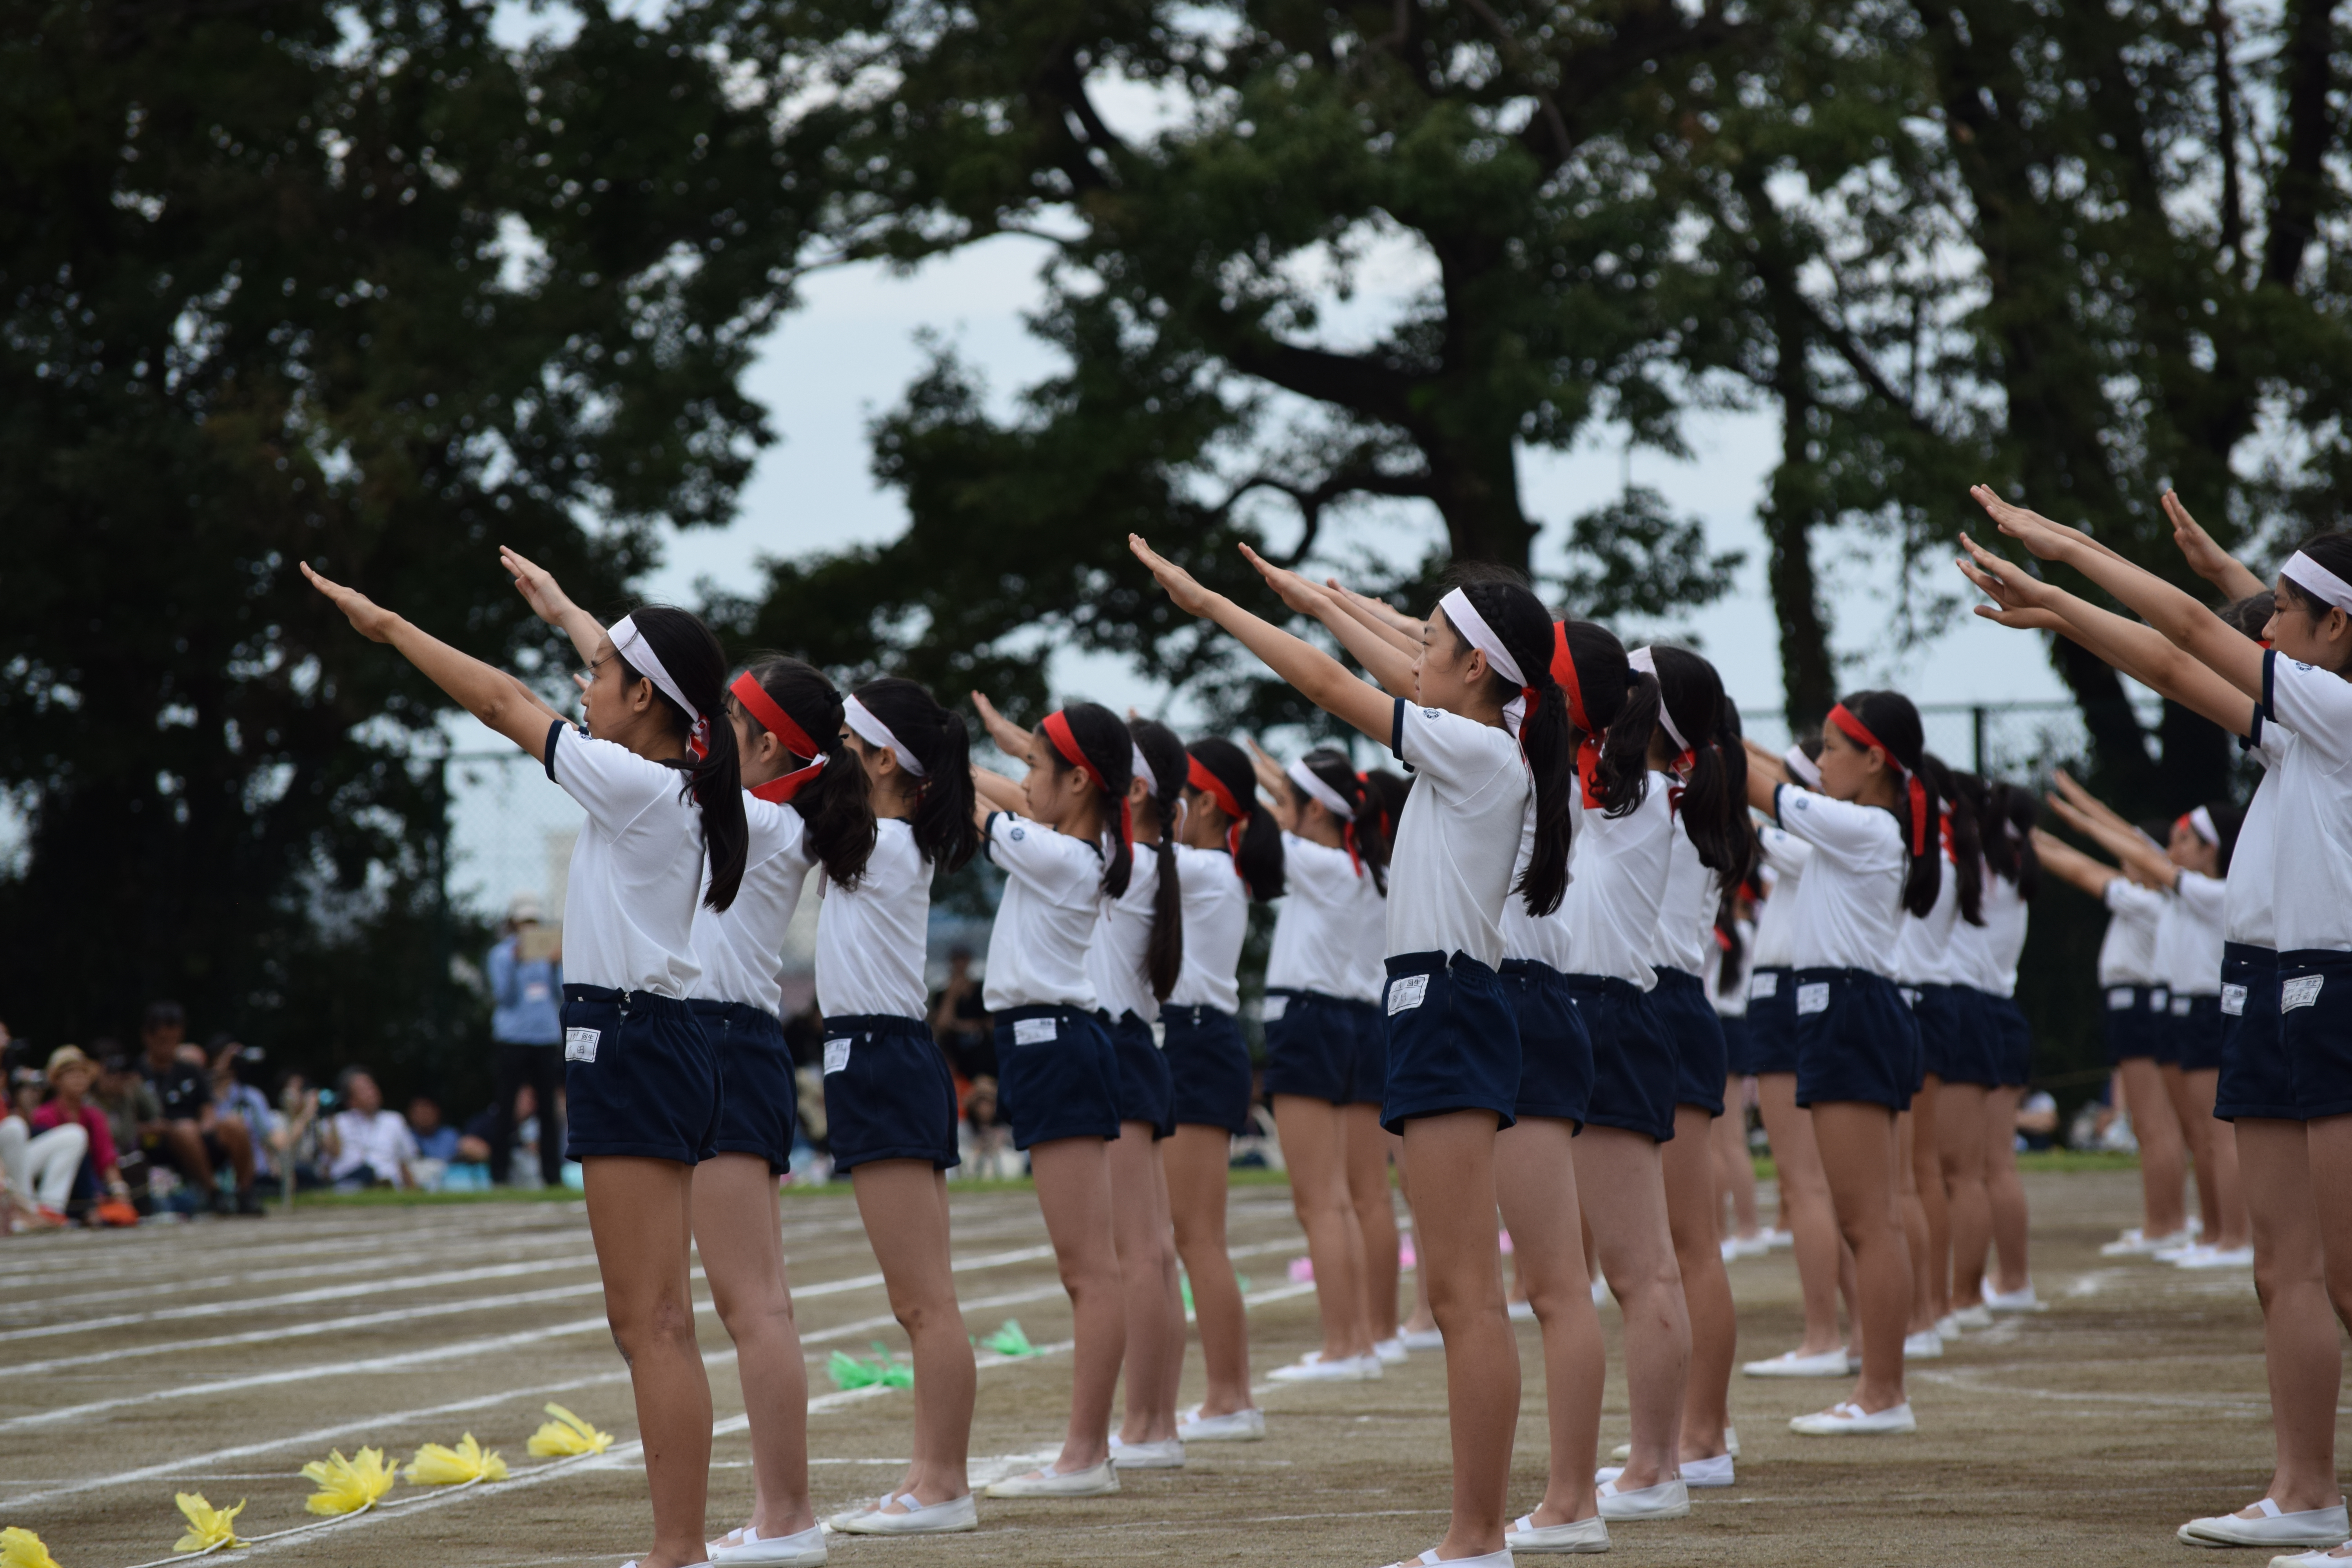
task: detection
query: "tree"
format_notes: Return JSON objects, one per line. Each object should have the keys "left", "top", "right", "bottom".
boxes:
{"left": 0, "top": 0, "right": 812, "bottom": 1073}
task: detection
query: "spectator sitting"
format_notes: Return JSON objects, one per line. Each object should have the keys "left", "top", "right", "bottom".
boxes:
{"left": 458, "top": 1084, "right": 539, "bottom": 1184}
{"left": 92, "top": 1047, "right": 158, "bottom": 1209}
{"left": 485, "top": 893, "right": 566, "bottom": 1189}
{"left": 140, "top": 1001, "right": 261, "bottom": 1216}
{"left": 272, "top": 1073, "right": 328, "bottom": 1191}
{"left": 1, "top": 1050, "right": 87, "bottom": 1224}
{"left": 208, "top": 1037, "right": 280, "bottom": 1183}
{"left": 321, "top": 1068, "right": 417, "bottom": 1190}
{"left": 929, "top": 945, "right": 993, "bottom": 1082}
{"left": 2015, "top": 1087, "right": 2060, "bottom": 1152}
{"left": 409, "top": 1094, "right": 460, "bottom": 1162}
{"left": 27, "top": 1046, "right": 130, "bottom": 1220}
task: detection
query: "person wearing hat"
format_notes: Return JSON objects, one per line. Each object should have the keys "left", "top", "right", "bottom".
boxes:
{"left": 487, "top": 889, "right": 566, "bottom": 1186}
{"left": 13, "top": 1047, "right": 128, "bottom": 1220}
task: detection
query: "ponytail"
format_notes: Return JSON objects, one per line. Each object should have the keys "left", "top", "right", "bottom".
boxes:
{"left": 1043, "top": 701, "right": 1136, "bottom": 899}
{"left": 1186, "top": 737, "right": 1285, "bottom": 902}
{"left": 1923, "top": 754, "right": 1983, "bottom": 925}
{"left": 1296, "top": 748, "right": 1389, "bottom": 894}
{"left": 1644, "top": 647, "right": 1754, "bottom": 882}
{"left": 1994, "top": 782, "right": 2040, "bottom": 899}
{"left": 849, "top": 676, "right": 979, "bottom": 872}
{"left": 1443, "top": 569, "right": 1574, "bottom": 916}
{"left": 736, "top": 655, "right": 877, "bottom": 889}
{"left": 1132, "top": 719, "right": 1189, "bottom": 999}
{"left": 1713, "top": 884, "right": 1748, "bottom": 998}
{"left": 1829, "top": 690, "right": 1941, "bottom": 918}
{"left": 1554, "top": 619, "right": 1646, "bottom": 817}
{"left": 616, "top": 606, "right": 747, "bottom": 913}
{"left": 1361, "top": 768, "right": 1411, "bottom": 871}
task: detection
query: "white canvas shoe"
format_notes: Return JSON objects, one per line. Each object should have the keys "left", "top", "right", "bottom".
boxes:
{"left": 709, "top": 1524, "right": 825, "bottom": 1565}
{"left": 2177, "top": 1498, "right": 2349, "bottom": 1547}
{"left": 1177, "top": 1405, "right": 1265, "bottom": 1441}
{"left": 1743, "top": 1346, "right": 1850, "bottom": 1377}
{"left": 1902, "top": 1329, "right": 1944, "bottom": 1359}
{"left": 2268, "top": 1546, "right": 2352, "bottom": 1566}
{"left": 1598, "top": 1453, "right": 1733, "bottom": 1488}
{"left": 1400, "top": 1327, "right": 1445, "bottom": 1351}
{"left": 1596, "top": 1477, "right": 1690, "bottom": 1519}
{"left": 1376, "top": 1550, "right": 1514, "bottom": 1568}
{"left": 1789, "top": 1400, "right": 1916, "bottom": 1436}
{"left": 981, "top": 1459, "right": 1119, "bottom": 1498}
{"left": 1109, "top": 1437, "right": 1185, "bottom": 1469}
{"left": 1373, "top": 1336, "right": 1408, "bottom": 1364}
{"left": 1269, "top": 1352, "right": 1382, "bottom": 1383}
{"left": 2103, "top": 1227, "right": 2191, "bottom": 1256}
{"left": 1984, "top": 1280, "right": 2047, "bottom": 1312}
{"left": 2179, "top": 1243, "right": 2255, "bottom": 1270}
{"left": 1950, "top": 1303, "right": 1995, "bottom": 1328}
{"left": 836, "top": 1495, "right": 978, "bottom": 1535}
{"left": 1506, "top": 1512, "right": 1611, "bottom": 1553}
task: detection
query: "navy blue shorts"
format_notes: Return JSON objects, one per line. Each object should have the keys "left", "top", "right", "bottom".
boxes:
{"left": 562, "top": 985, "right": 720, "bottom": 1165}
{"left": 994, "top": 1005, "right": 1121, "bottom": 1149}
{"left": 1162, "top": 1005, "right": 1254, "bottom": 1134}
{"left": 1380, "top": 951, "right": 1518, "bottom": 1135}
{"left": 2172, "top": 993, "right": 2225, "bottom": 1073}
{"left": 1564, "top": 972, "right": 1677, "bottom": 1143}
{"left": 1919, "top": 983, "right": 1998, "bottom": 1088}
{"left": 822, "top": 1013, "right": 960, "bottom": 1173}
{"left": 2216, "top": 945, "right": 2291, "bottom": 1121}
{"left": 2281, "top": 949, "right": 2352, "bottom": 1120}
{"left": 1345, "top": 999, "right": 1387, "bottom": 1106}
{"left": 2104, "top": 985, "right": 2174, "bottom": 1064}
{"left": 687, "top": 999, "right": 797, "bottom": 1173}
{"left": 1719, "top": 1014, "right": 1754, "bottom": 1077}
{"left": 1793, "top": 968, "right": 1918, "bottom": 1113}
{"left": 1651, "top": 967, "right": 1727, "bottom": 1116}
{"left": 1106, "top": 1010, "right": 1175, "bottom": 1138}
{"left": 1745, "top": 967, "right": 1798, "bottom": 1075}
{"left": 1263, "top": 989, "right": 1354, "bottom": 1105}
{"left": 1501, "top": 958, "right": 1591, "bottom": 1126}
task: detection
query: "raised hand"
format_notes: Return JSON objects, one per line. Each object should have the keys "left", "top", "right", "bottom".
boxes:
{"left": 301, "top": 562, "right": 399, "bottom": 642}
{"left": 1327, "top": 579, "right": 1424, "bottom": 637}
{"left": 969, "top": 690, "right": 1032, "bottom": 759}
{"left": 1968, "top": 484, "right": 2080, "bottom": 562}
{"left": 1957, "top": 534, "right": 2067, "bottom": 630}
{"left": 1237, "top": 542, "right": 1332, "bottom": 617}
{"left": 499, "top": 546, "right": 573, "bottom": 627}
{"left": 1129, "top": 534, "right": 1219, "bottom": 617}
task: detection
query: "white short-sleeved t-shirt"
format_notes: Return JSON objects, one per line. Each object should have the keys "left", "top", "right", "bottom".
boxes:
{"left": 1268, "top": 832, "right": 1386, "bottom": 1002}
{"left": 1749, "top": 829, "right": 1811, "bottom": 971}
{"left": 1170, "top": 845, "right": 1249, "bottom": 1014}
{"left": 1950, "top": 863, "right": 2028, "bottom": 996}
{"left": 1087, "top": 842, "right": 1163, "bottom": 1025}
{"left": 1387, "top": 700, "right": 1535, "bottom": 966}
{"left": 2227, "top": 718, "right": 2293, "bottom": 949}
{"left": 690, "top": 795, "right": 815, "bottom": 1014}
{"left": 2098, "top": 878, "right": 2166, "bottom": 986}
{"left": 1648, "top": 815, "right": 1717, "bottom": 979}
{"left": 2154, "top": 870, "right": 2227, "bottom": 998}
{"left": 546, "top": 724, "right": 707, "bottom": 998}
{"left": 1561, "top": 776, "right": 1673, "bottom": 988}
{"left": 1703, "top": 917, "right": 1755, "bottom": 1017}
{"left": 1771, "top": 785, "right": 1907, "bottom": 976}
{"left": 2262, "top": 651, "right": 2352, "bottom": 953}
{"left": 817, "top": 818, "right": 931, "bottom": 1021}
{"left": 981, "top": 812, "right": 1103, "bottom": 1013}
{"left": 1889, "top": 848, "right": 1962, "bottom": 987}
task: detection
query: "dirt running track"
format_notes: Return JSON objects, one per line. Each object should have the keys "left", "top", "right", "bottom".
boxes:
{"left": 0, "top": 1171, "right": 2300, "bottom": 1566}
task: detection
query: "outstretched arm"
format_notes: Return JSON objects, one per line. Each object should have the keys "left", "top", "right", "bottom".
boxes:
{"left": 303, "top": 563, "right": 553, "bottom": 757}
{"left": 499, "top": 547, "right": 607, "bottom": 666}
{"left": 1320, "top": 579, "right": 1426, "bottom": 659}
{"left": 1132, "top": 537, "right": 1392, "bottom": 743}
{"left": 1243, "top": 738, "right": 1303, "bottom": 834}
{"left": 2162, "top": 492, "right": 2267, "bottom": 601}
{"left": 2030, "top": 828, "right": 2120, "bottom": 899}
{"left": 1742, "top": 737, "right": 1789, "bottom": 815}
{"left": 1237, "top": 544, "right": 1418, "bottom": 698}
{"left": 2046, "top": 795, "right": 2176, "bottom": 889}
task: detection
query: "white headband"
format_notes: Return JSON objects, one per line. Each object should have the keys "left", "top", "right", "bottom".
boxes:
{"left": 1438, "top": 587, "right": 1530, "bottom": 737}
{"left": 1286, "top": 758, "right": 1356, "bottom": 821}
{"left": 2283, "top": 551, "right": 2352, "bottom": 615}
{"left": 1782, "top": 744, "right": 1823, "bottom": 791}
{"left": 1131, "top": 741, "right": 1155, "bottom": 792}
{"left": 2187, "top": 804, "right": 2219, "bottom": 846}
{"left": 1627, "top": 647, "right": 1690, "bottom": 756}
{"left": 842, "top": 695, "right": 926, "bottom": 779}
{"left": 608, "top": 615, "right": 706, "bottom": 743}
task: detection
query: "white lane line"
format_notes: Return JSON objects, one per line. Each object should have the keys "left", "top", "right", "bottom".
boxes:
{"left": 0, "top": 1238, "right": 595, "bottom": 1320}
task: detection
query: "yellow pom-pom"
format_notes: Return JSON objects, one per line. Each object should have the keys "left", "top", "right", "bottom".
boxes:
{"left": 299, "top": 1446, "right": 396, "bottom": 1515}
{"left": 0, "top": 1526, "right": 64, "bottom": 1568}
{"left": 172, "top": 1493, "right": 247, "bottom": 1554}
{"left": 527, "top": 1403, "right": 613, "bottom": 1457}
{"left": 404, "top": 1434, "right": 509, "bottom": 1486}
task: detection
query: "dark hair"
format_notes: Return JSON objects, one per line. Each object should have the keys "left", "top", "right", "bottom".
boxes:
{"left": 1130, "top": 719, "right": 1189, "bottom": 1000}
{"left": 2219, "top": 590, "right": 2276, "bottom": 640}
{"left": 1988, "top": 781, "right": 2040, "bottom": 899}
{"left": 851, "top": 677, "right": 978, "bottom": 872}
{"left": 142, "top": 1000, "right": 184, "bottom": 1032}
{"left": 1921, "top": 754, "right": 1984, "bottom": 925}
{"left": 1833, "top": 689, "right": 1942, "bottom": 918}
{"left": 1186, "top": 737, "right": 1285, "bottom": 902}
{"left": 1557, "top": 619, "right": 1648, "bottom": 816}
{"left": 1713, "top": 892, "right": 1746, "bottom": 998}
{"left": 1290, "top": 747, "right": 1390, "bottom": 895}
{"left": 737, "top": 654, "right": 875, "bottom": 891}
{"left": 1646, "top": 648, "right": 1755, "bottom": 882}
{"left": 2277, "top": 531, "right": 2352, "bottom": 643}
{"left": 1440, "top": 568, "right": 1575, "bottom": 916}
{"left": 1040, "top": 701, "right": 1136, "bottom": 899}
{"left": 619, "top": 606, "right": 749, "bottom": 912}
{"left": 2189, "top": 799, "right": 2245, "bottom": 877}
{"left": 1362, "top": 768, "right": 1412, "bottom": 841}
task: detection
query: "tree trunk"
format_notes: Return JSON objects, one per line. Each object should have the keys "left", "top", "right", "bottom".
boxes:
{"left": 1759, "top": 312, "right": 1838, "bottom": 730}
{"left": 1423, "top": 426, "right": 1537, "bottom": 571}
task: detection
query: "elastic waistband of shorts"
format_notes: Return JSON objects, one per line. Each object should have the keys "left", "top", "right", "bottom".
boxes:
{"left": 688, "top": 997, "right": 782, "bottom": 1028}
{"left": 823, "top": 1013, "right": 929, "bottom": 1039}
{"left": 1649, "top": 966, "right": 1704, "bottom": 995}
{"left": 1386, "top": 949, "right": 1496, "bottom": 980}
{"left": 563, "top": 983, "right": 691, "bottom": 1014}
{"left": 1267, "top": 988, "right": 1379, "bottom": 1013}
{"left": 994, "top": 1002, "right": 1090, "bottom": 1025}
{"left": 2222, "top": 942, "right": 2278, "bottom": 970}
{"left": 1792, "top": 966, "right": 1892, "bottom": 987}
{"left": 1560, "top": 971, "right": 1646, "bottom": 1001}
{"left": 1161, "top": 1003, "right": 1236, "bottom": 1029}
{"left": 1498, "top": 957, "right": 1566, "bottom": 981}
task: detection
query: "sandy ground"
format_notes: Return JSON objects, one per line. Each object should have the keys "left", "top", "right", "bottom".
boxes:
{"left": 0, "top": 1169, "right": 2308, "bottom": 1566}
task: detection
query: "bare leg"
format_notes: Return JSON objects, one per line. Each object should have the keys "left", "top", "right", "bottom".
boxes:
{"left": 1347, "top": 1107, "right": 1403, "bottom": 1341}
{"left": 2237, "top": 1120, "right": 2342, "bottom": 1515}
{"left": 849, "top": 1159, "right": 975, "bottom": 1503}
{"left": 1573, "top": 1125, "right": 1688, "bottom": 1490}
{"left": 693, "top": 1153, "right": 813, "bottom": 1540}
{"left": 1494, "top": 1117, "right": 1601, "bottom": 1529}
{"left": 1023, "top": 1136, "right": 1125, "bottom": 1475}
{"left": 1663, "top": 1105, "right": 1735, "bottom": 1460}
{"left": 2119, "top": 1057, "right": 2187, "bottom": 1238}
{"left": 162, "top": 1123, "right": 215, "bottom": 1192}
{"left": 1106, "top": 1123, "right": 1183, "bottom": 1443}
{"left": 2185, "top": 1069, "right": 2248, "bottom": 1249}
{"left": 1274, "top": 1096, "right": 1373, "bottom": 1361}
{"left": 1713, "top": 1078, "right": 1760, "bottom": 1240}
{"left": 1911, "top": 1077, "right": 1949, "bottom": 1323}
{"left": 1164, "top": 1124, "right": 1251, "bottom": 1416}
{"left": 2163, "top": 1062, "right": 2215, "bottom": 1238}
{"left": 1811, "top": 1103, "right": 1909, "bottom": 1414}
{"left": 1755, "top": 1074, "right": 1845, "bottom": 1354}
{"left": 1984, "top": 1087, "right": 2030, "bottom": 1291}
{"left": 584, "top": 1156, "right": 711, "bottom": 1568}
{"left": 1396, "top": 1129, "right": 1438, "bottom": 1337}
{"left": 214, "top": 1117, "right": 256, "bottom": 1192}
{"left": 1895, "top": 1111, "right": 1933, "bottom": 1336}
{"left": 1938, "top": 1082, "right": 1992, "bottom": 1309}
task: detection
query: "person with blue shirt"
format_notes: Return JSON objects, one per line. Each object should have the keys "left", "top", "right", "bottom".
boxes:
{"left": 487, "top": 891, "right": 565, "bottom": 1187}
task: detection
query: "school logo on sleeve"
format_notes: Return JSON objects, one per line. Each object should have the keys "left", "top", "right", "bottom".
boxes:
{"left": 1748, "top": 971, "right": 1778, "bottom": 999}
{"left": 1009, "top": 825, "right": 1026, "bottom": 841}
{"left": 564, "top": 1027, "right": 600, "bottom": 1063}
{"left": 1387, "top": 974, "right": 1431, "bottom": 1015}
{"left": 1795, "top": 982, "right": 1830, "bottom": 1016}
{"left": 1421, "top": 707, "right": 1439, "bottom": 719}
{"left": 1013, "top": 1016, "right": 1058, "bottom": 1045}
{"left": 824, "top": 1038, "right": 852, "bottom": 1074}
{"left": 2283, "top": 975, "right": 2325, "bottom": 1011}
{"left": 1791, "top": 795, "right": 1810, "bottom": 811}
{"left": 1260, "top": 995, "right": 1289, "bottom": 1022}
{"left": 2221, "top": 984, "right": 2247, "bottom": 1017}
{"left": 2107, "top": 987, "right": 2135, "bottom": 1011}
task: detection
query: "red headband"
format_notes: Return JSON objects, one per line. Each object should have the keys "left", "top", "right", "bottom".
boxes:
{"left": 1044, "top": 710, "right": 1132, "bottom": 851}
{"left": 1358, "top": 771, "right": 1393, "bottom": 840}
{"left": 1187, "top": 753, "right": 1248, "bottom": 866}
{"left": 1827, "top": 701, "right": 1929, "bottom": 857}
{"left": 732, "top": 671, "right": 828, "bottom": 804}
{"left": 1551, "top": 621, "right": 1604, "bottom": 809}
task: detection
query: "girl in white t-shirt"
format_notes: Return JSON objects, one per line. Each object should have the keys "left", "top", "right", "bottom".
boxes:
{"left": 819, "top": 676, "right": 988, "bottom": 1537}
{"left": 306, "top": 557, "right": 744, "bottom": 1568}
{"left": 1132, "top": 535, "right": 1578, "bottom": 1568}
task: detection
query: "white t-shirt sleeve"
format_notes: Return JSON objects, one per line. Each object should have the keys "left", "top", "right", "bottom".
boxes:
{"left": 1773, "top": 784, "right": 1900, "bottom": 867}
{"left": 2264, "top": 650, "right": 2352, "bottom": 764}
{"left": 1755, "top": 823, "right": 1813, "bottom": 878}
{"left": 546, "top": 724, "right": 681, "bottom": 836}
{"left": 1281, "top": 833, "right": 1362, "bottom": 902}
{"left": 2104, "top": 878, "right": 2168, "bottom": 924}
{"left": 984, "top": 811, "right": 1102, "bottom": 902}
{"left": 2177, "top": 869, "right": 2227, "bottom": 921}
{"left": 1392, "top": 699, "right": 1521, "bottom": 795}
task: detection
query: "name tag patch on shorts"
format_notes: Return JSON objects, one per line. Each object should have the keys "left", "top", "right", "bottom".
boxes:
{"left": 1014, "top": 1016, "right": 1059, "bottom": 1045}
{"left": 2221, "top": 984, "right": 2247, "bottom": 1017}
{"left": 2107, "top": 987, "right": 2135, "bottom": 1011}
{"left": 2283, "top": 976, "right": 2325, "bottom": 1012}
{"left": 2171, "top": 996, "right": 2193, "bottom": 1017}
{"left": 1261, "top": 995, "right": 1289, "bottom": 1022}
{"left": 564, "top": 1027, "right": 600, "bottom": 1063}
{"left": 1387, "top": 974, "right": 1430, "bottom": 1015}
{"left": 1796, "top": 982, "right": 1830, "bottom": 1016}
{"left": 1749, "top": 972, "right": 1779, "bottom": 999}
{"left": 824, "top": 1038, "right": 851, "bottom": 1074}
{"left": 2150, "top": 988, "right": 2170, "bottom": 1010}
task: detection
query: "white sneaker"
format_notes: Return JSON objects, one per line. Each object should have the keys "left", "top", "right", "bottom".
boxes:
{"left": 2179, "top": 1244, "right": 2255, "bottom": 1270}
{"left": 2102, "top": 1227, "right": 2191, "bottom": 1257}
{"left": 1950, "top": 1303, "right": 1995, "bottom": 1329}
{"left": 835, "top": 1494, "right": 978, "bottom": 1535}
{"left": 1743, "top": 1346, "right": 1850, "bottom": 1377}
{"left": 2156, "top": 1240, "right": 2207, "bottom": 1263}
{"left": 1399, "top": 1327, "right": 1444, "bottom": 1351}
{"left": 980, "top": 1459, "right": 1119, "bottom": 1498}
{"left": 1789, "top": 1400, "right": 1916, "bottom": 1436}
{"left": 1903, "top": 1329, "right": 1944, "bottom": 1359}
{"left": 1596, "top": 1477, "right": 1690, "bottom": 1519}
{"left": 1108, "top": 1437, "right": 1185, "bottom": 1469}
{"left": 1934, "top": 1313, "right": 1963, "bottom": 1339}
{"left": 1506, "top": 1512, "right": 1610, "bottom": 1553}
{"left": 1177, "top": 1405, "right": 1265, "bottom": 1442}
{"left": 2178, "top": 1499, "right": 2349, "bottom": 1547}
{"left": 709, "top": 1524, "right": 827, "bottom": 1565}
{"left": 1373, "top": 1336, "right": 1408, "bottom": 1365}
{"left": 1508, "top": 1298, "right": 1537, "bottom": 1321}
{"left": 2269, "top": 1546, "right": 2352, "bottom": 1566}
{"left": 1269, "top": 1352, "right": 1382, "bottom": 1383}
{"left": 1726, "top": 1425, "right": 1739, "bottom": 1457}
{"left": 1376, "top": 1549, "right": 1515, "bottom": 1568}
{"left": 1597, "top": 1453, "right": 1733, "bottom": 1488}
{"left": 1984, "top": 1281, "right": 2047, "bottom": 1312}
{"left": 1762, "top": 1228, "right": 1795, "bottom": 1250}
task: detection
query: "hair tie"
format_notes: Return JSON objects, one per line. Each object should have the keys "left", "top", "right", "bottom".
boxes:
{"left": 1550, "top": 621, "right": 1606, "bottom": 808}
{"left": 1827, "top": 701, "right": 1929, "bottom": 857}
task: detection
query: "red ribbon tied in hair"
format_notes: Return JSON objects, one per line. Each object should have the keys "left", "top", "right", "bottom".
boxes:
{"left": 1043, "top": 710, "right": 1133, "bottom": 852}
{"left": 1551, "top": 622, "right": 1605, "bottom": 809}
{"left": 1826, "top": 702, "right": 1929, "bottom": 857}
{"left": 732, "top": 671, "right": 828, "bottom": 804}
{"left": 1186, "top": 753, "right": 1249, "bottom": 871}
